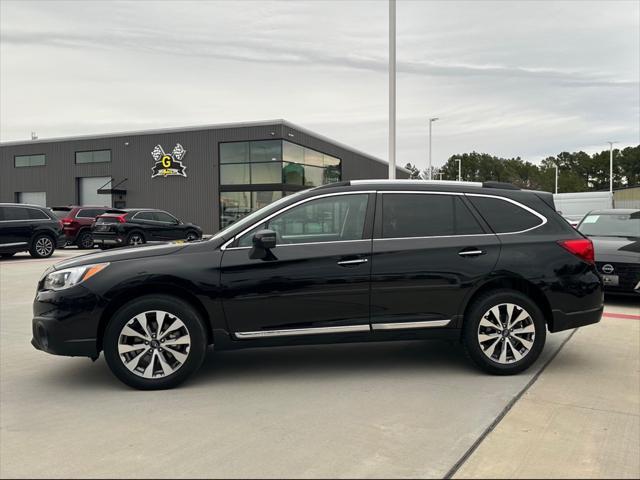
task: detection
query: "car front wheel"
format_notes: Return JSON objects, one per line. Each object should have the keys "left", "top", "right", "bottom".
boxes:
{"left": 103, "top": 295, "right": 208, "bottom": 390}
{"left": 463, "top": 290, "right": 546, "bottom": 375}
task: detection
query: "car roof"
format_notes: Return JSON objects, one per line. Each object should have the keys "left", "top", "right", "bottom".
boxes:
{"left": 51, "top": 205, "right": 110, "bottom": 209}
{"left": 0, "top": 203, "right": 48, "bottom": 209}
{"left": 587, "top": 208, "right": 639, "bottom": 215}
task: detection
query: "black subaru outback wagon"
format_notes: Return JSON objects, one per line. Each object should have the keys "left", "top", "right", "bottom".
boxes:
{"left": 32, "top": 180, "right": 603, "bottom": 389}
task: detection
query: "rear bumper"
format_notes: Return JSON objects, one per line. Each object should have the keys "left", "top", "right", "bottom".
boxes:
{"left": 550, "top": 305, "right": 603, "bottom": 332}
{"left": 93, "top": 233, "right": 125, "bottom": 246}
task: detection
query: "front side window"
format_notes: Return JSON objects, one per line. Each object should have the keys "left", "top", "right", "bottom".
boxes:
{"left": 75, "top": 150, "right": 111, "bottom": 164}
{"left": 237, "top": 194, "right": 369, "bottom": 247}
{"left": 14, "top": 154, "right": 45, "bottom": 167}
{"left": 467, "top": 196, "right": 543, "bottom": 233}
{"left": 382, "top": 194, "right": 484, "bottom": 238}
{"left": 579, "top": 212, "right": 640, "bottom": 238}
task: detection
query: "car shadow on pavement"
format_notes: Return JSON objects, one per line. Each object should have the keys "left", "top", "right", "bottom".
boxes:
{"left": 33, "top": 339, "right": 472, "bottom": 391}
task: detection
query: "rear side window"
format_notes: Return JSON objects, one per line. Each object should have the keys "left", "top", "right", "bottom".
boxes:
{"left": 381, "top": 194, "right": 484, "bottom": 238}
{"left": 467, "top": 196, "right": 544, "bottom": 233}
{"left": 52, "top": 208, "right": 72, "bottom": 219}
{"left": 134, "top": 212, "right": 155, "bottom": 221}
{"left": 27, "top": 208, "right": 49, "bottom": 220}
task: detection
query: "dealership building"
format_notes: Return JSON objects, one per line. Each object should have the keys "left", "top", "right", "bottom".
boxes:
{"left": 1, "top": 120, "right": 408, "bottom": 232}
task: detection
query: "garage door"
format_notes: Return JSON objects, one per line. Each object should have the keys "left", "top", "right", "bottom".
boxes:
{"left": 17, "top": 191, "right": 47, "bottom": 206}
{"left": 79, "top": 177, "right": 112, "bottom": 207}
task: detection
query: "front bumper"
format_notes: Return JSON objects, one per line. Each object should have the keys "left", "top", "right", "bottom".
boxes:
{"left": 31, "top": 286, "right": 102, "bottom": 358}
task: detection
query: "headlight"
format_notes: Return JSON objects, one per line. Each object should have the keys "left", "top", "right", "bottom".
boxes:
{"left": 43, "top": 263, "right": 109, "bottom": 291}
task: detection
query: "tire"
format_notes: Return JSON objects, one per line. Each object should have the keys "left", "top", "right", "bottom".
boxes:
{"left": 76, "top": 230, "right": 94, "bottom": 249}
{"left": 103, "top": 295, "right": 208, "bottom": 390}
{"left": 29, "top": 234, "right": 55, "bottom": 258}
{"left": 126, "top": 231, "right": 146, "bottom": 246}
{"left": 462, "top": 289, "right": 546, "bottom": 375}
{"left": 186, "top": 230, "right": 199, "bottom": 242}
{"left": 1, "top": 253, "right": 16, "bottom": 258}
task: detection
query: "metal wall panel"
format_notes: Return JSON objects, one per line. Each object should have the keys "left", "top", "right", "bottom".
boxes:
{"left": 1, "top": 121, "right": 407, "bottom": 233}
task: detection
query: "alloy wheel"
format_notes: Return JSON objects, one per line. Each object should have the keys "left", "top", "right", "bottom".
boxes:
{"left": 117, "top": 310, "right": 191, "bottom": 379}
{"left": 35, "top": 237, "right": 54, "bottom": 257}
{"left": 80, "top": 233, "right": 93, "bottom": 248}
{"left": 477, "top": 303, "right": 535, "bottom": 364}
{"left": 186, "top": 232, "right": 198, "bottom": 242}
{"left": 129, "top": 234, "right": 144, "bottom": 246}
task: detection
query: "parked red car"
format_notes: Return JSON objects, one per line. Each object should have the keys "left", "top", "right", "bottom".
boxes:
{"left": 51, "top": 206, "right": 110, "bottom": 249}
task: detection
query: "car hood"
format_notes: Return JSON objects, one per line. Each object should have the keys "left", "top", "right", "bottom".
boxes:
{"left": 589, "top": 236, "right": 640, "bottom": 264}
{"left": 53, "top": 243, "right": 187, "bottom": 270}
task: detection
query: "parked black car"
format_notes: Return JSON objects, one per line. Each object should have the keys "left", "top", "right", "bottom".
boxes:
{"left": 32, "top": 180, "right": 603, "bottom": 389}
{"left": 577, "top": 208, "right": 640, "bottom": 295}
{"left": 0, "top": 203, "right": 65, "bottom": 258}
{"left": 92, "top": 208, "right": 202, "bottom": 248}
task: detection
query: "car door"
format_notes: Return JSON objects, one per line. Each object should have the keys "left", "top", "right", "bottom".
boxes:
{"left": 220, "top": 191, "right": 375, "bottom": 337}
{"left": 130, "top": 211, "right": 158, "bottom": 240}
{"left": 153, "top": 211, "right": 183, "bottom": 240}
{"left": 370, "top": 191, "right": 500, "bottom": 330}
{"left": 0, "top": 206, "right": 33, "bottom": 250}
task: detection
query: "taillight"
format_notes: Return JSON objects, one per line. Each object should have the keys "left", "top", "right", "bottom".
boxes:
{"left": 116, "top": 215, "right": 127, "bottom": 223}
{"left": 62, "top": 218, "right": 73, "bottom": 224}
{"left": 558, "top": 239, "right": 595, "bottom": 264}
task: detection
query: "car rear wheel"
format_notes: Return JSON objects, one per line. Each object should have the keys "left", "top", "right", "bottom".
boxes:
{"left": 126, "top": 232, "right": 145, "bottom": 246}
{"left": 76, "top": 231, "right": 94, "bottom": 249}
{"left": 103, "top": 295, "right": 208, "bottom": 390}
{"left": 186, "top": 230, "right": 199, "bottom": 242}
{"left": 29, "top": 234, "right": 55, "bottom": 258}
{"left": 463, "top": 290, "right": 546, "bottom": 375}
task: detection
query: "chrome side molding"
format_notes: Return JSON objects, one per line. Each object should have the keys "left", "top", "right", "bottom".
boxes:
{"left": 371, "top": 319, "right": 451, "bottom": 330}
{"left": 234, "top": 324, "right": 370, "bottom": 339}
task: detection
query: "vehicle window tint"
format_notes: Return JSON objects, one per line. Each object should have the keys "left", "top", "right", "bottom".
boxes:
{"left": 52, "top": 208, "right": 72, "bottom": 219}
{"left": 77, "top": 208, "right": 105, "bottom": 218}
{"left": 237, "top": 194, "right": 369, "bottom": 247}
{"left": 135, "top": 212, "right": 155, "bottom": 221}
{"left": 27, "top": 208, "right": 49, "bottom": 220}
{"left": 154, "top": 212, "right": 177, "bottom": 223}
{"left": 382, "top": 194, "right": 484, "bottom": 238}
{"left": 0, "top": 206, "right": 31, "bottom": 221}
{"left": 467, "top": 196, "right": 543, "bottom": 233}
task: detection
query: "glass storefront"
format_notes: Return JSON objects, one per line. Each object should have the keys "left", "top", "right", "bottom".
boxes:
{"left": 219, "top": 139, "right": 342, "bottom": 228}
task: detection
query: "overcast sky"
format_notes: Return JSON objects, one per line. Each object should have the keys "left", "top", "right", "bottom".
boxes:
{"left": 1, "top": 0, "right": 638, "bottom": 170}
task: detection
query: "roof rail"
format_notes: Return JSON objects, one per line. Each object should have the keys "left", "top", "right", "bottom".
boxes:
{"left": 482, "top": 181, "right": 520, "bottom": 190}
{"left": 311, "top": 181, "right": 351, "bottom": 190}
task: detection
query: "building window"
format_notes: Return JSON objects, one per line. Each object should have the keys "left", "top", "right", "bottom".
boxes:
{"left": 14, "top": 154, "right": 45, "bottom": 167}
{"left": 218, "top": 140, "right": 342, "bottom": 228}
{"left": 75, "top": 150, "right": 111, "bottom": 164}
{"left": 219, "top": 190, "right": 284, "bottom": 229}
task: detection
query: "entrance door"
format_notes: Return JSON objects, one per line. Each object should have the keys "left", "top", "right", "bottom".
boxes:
{"left": 220, "top": 192, "right": 374, "bottom": 337}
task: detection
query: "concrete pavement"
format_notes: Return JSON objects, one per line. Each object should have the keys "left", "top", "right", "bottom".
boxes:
{"left": 1, "top": 249, "right": 638, "bottom": 478}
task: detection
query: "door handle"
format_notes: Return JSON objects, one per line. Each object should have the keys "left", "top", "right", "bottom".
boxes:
{"left": 337, "top": 258, "right": 368, "bottom": 266}
{"left": 458, "top": 249, "right": 484, "bottom": 257}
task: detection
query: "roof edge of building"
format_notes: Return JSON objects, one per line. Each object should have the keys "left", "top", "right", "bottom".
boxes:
{"left": 1, "top": 119, "right": 409, "bottom": 173}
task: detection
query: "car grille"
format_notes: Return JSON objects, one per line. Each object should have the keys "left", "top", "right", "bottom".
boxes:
{"left": 596, "top": 261, "right": 640, "bottom": 292}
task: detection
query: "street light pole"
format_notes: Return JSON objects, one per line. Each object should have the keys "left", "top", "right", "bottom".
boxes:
{"left": 388, "top": 0, "right": 396, "bottom": 179}
{"left": 607, "top": 141, "right": 617, "bottom": 193}
{"left": 456, "top": 158, "right": 462, "bottom": 181}
{"left": 554, "top": 163, "right": 558, "bottom": 194}
{"left": 428, "top": 117, "right": 438, "bottom": 180}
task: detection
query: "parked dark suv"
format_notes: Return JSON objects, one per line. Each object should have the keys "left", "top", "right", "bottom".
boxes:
{"left": 1, "top": 203, "right": 65, "bottom": 258}
{"left": 52, "top": 206, "right": 109, "bottom": 249}
{"left": 32, "top": 180, "right": 603, "bottom": 389}
{"left": 92, "top": 208, "right": 202, "bottom": 248}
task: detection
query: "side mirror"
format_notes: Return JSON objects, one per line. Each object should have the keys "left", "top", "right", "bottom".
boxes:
{"left": 249, "top": 229, "right": 277, "bottom": 260}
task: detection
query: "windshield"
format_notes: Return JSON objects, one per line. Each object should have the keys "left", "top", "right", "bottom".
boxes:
{"left": 578, "top": 212, "right": 640, "bottom": 238}
{"left": 209, "top": 190, "right": 307, "bottom": 242}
